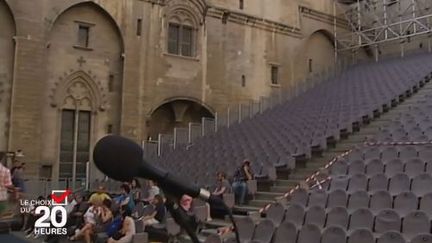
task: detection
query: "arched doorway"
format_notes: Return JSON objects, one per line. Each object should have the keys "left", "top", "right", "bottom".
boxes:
{"left": 0, "top": 0, "right": 16, "bottom": 151}
{"left": 148, "top": 99, "right": 214, "bottom": 139}
{"left": 302, "top": 30, "right": 336, "bottom": 76}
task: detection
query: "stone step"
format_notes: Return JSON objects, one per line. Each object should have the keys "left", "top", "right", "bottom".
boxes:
{"left": 248, "top": 199, "right": 274, "bottom": 208}
{"left": 255, "top": 191, "right": 285, "bottom": 200}
{"left": 270, "top": 185, "right": 294, "bottom": 193}
{"left": 232, "top": 205, "right": 261, "bottom": 213}
{"left": 274, "top": 179, "right": 299, "bottom": 187}
{"left": 203, "top": 219, "right": 231, "bottom": 229}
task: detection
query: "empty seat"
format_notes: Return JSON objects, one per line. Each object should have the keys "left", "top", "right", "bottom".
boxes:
{"left": 308, "top": 189, "right": 328, "bottom": 208}
{"left": 236, "top": 216, "right": 255, "bottom": 242}
{"left": 349, "top": 160, "right": 366, "bottom": 175}
{"left": 326, "top": 207, "right": 349, "bottom": 228}
{"left": 412, "top": 173, "right": 432, "bottom": 197}
{"left": 370, "top": 191, "right": 392, "bottom": 212}
{"left": 272, "top": 221, "right": 297, "bottom": 243}
{"left": 297, "top": 224, "right": 321, "bottom": 243}
{"left": 251, "top": 219, "right": 275, "bottom": 243}
{"left": 394, "top": 192, "right": 418, "bottom": 217}
{"left": 346, "top": 149, "right": 364, "bottom": 163}
{"left": 399, "top": 146, "right": 418, "bottom": 160}
{"left": 348, "top": 174, "right": 368, "bottom": 193}
{"left": 204, "top": 234, "right": 222, "bottom": 243}
{"left": 284, "top": 203, "right": 305, "bottom": 227}
{"left": 348, "top": 190, "right": 370, "bottom": 211}
{"left": 375, "top": 209, "right": 401, "bottom": 233}
{"left": 349, "top": 208, "right": 374, "bottom": 230}
{"left": 329, "top": 176, "right": 349, "bottom": 191}
{"left": 304, "top": 205, "right": 326, "bottom": 227}
{"left": 381, "top": 147, "right": 399, "bottom": 160}
{"left": 290, "top": 188, "right": 308, "bottom": 206}
{"left": 377, "top": 231, "right": 406, "bottom": 243}
{"left": 403, "top": 211, "right": 430, "bottom": 240}
{"left": 426, "top": 162, "right": 432, "bottom": 174}
{"left": 366, "top": 159, "right": 385, "bottom": 176}
{"left": 348, "top": 228, "right": 375, "bottom": 243}
{"left": 389, "top": 173, "right": 411, "bottom": 195}
{"left": 405, "top": 159, "right": 425, "bottom": 178}
{"left": 327, "top": 189, "right": 347, "bottom": 208}
{"left": 364, "top": 147, "right": 380, "bottom": 160}
{"left": 420, "top": 192, "right": 432, "bottom": 217}
{"left": 385, "top": 159, "right": 404, "bottom": 177}
{"left": 418, "top": 145, "right": 432, "bottom": 161}
{"left": 265, "top": 202, "right": 285, "bottom": 227}
{"left": 321, "top": 226, "right": 346, "bottom": 243}
{"left": 411, "top": 234, "right": 432, "bottom": 243}
{"left": 368, "top": 173, "right": 388, "bottom": 192}
{"left": 331, "top": 160, "right": 348, "bottom": 175}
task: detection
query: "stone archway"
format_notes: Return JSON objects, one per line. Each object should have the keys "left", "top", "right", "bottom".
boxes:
{"left": 43, "top": 2, "right": 124, "bottom": 184}
{"left": 302, "top": 30, "right": 336, "bottom": 75}
{"left": 0, "top": 0, "right": 15, "bottom": 152}
{"left": 148, "top": 99, "right": 214, "bottom": 139}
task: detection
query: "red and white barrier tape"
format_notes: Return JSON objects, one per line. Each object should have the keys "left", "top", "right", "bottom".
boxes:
{"left": 259, "top": 149, "right": 353, "bottom": 214}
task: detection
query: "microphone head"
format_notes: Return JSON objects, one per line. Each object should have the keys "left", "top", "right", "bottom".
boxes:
{"left": 93, "top": 135, "right": 143, "bottom": 181}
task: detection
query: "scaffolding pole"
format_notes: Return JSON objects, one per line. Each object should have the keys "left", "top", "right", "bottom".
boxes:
{"left": 334, "top": 0, "right": 432, "bottom": 58}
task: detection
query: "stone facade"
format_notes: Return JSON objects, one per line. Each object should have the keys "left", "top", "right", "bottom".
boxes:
{"left": 0, "top": 0, "right": 357, "bottom": 180}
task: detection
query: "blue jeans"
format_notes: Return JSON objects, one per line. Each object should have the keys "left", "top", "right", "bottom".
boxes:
{"left": 232, "top": 181, "right": 247, "bottom": 205}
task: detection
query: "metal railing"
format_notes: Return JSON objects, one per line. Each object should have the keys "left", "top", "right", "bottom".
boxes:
{"left": 143, "top": 60, "right": 352, "bottom": 158}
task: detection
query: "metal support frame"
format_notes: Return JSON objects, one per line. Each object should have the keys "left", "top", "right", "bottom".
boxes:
{"left": 335, "top": 0, "right": 432, "bottom": 56}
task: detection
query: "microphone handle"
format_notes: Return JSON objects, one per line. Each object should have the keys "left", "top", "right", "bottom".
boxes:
{"left": 165, "top": 196, "right": 200, "bottom": 243}
{"left": 139, "top": 164, "right": 211, "bottom": 201}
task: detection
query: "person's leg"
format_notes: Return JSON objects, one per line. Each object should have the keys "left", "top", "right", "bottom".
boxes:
{"left": 71, "top": 223, "right": 90, "bottom": 240}
{"left": 83, "top": 228, "right": 93, "bottom": 243}
{"left": 238, "top": 182, "right": 247, "bottom": 205}
{"left": 205, "top": 203, "right": 212, "bottom": 221}
{"left": 232, "top": 182, "right": 239, "bottom": 204}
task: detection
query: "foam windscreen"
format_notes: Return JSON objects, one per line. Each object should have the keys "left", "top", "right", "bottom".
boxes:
{"left": 93, "top": 135, "right": 142, "bottom": 181}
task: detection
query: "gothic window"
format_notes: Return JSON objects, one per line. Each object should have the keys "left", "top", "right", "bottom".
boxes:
{"left": 309, "top": 59, "right": 313, "bottom": 73}
{"left": 167, "top": 12, "right": 197, "bottom": 57}
{"left": 59, "top": 109, "right": 90, "bottom": 179}
{"left": 136, "top": 18, "right": 142, "bottom": 36}
{"left": 271, "top": 65, "right": 279, "bottom": 85}
{"left": 58, "top": 80, "right": 95, "bottom": 183}
{"left": 78, "top": 25, "right": 90, "bottom": 47}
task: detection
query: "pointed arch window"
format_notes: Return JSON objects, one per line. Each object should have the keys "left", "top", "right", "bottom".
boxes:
{"left": 58, "top": 80, "right": 94, "bottom": 189}
{"left": 167, "top": 11, "right": 198, "bottom": 57}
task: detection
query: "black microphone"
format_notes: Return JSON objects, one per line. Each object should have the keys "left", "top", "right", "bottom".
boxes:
{"left": 92, "top": 135, "right": 214, "bottom": 202}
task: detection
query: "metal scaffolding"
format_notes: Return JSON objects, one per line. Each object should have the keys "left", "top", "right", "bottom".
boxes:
{"left": 334, "top": 0, "right": 432, "bottom": 60}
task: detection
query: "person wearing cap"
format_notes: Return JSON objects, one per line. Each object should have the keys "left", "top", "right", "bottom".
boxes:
{"left": 89, "top": 185, "right": 111, "bottom": 206}
{"left": 232, "top": 160, "right": 254, "bottom": 205}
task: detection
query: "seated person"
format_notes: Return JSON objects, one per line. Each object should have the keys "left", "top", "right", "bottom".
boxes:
{"left": 69, "top": 203, "right": 99, "bottom": 243}
{"left": 114, "top": 184, "right": 135, "bottom": 212}
{"left": 130, "top": 178, "right": 142, "bottom": 204}
{"left": 66, "top": 194, "right": 89, "bottom": 235}
{"left": 179, "top": 195, "right": 199, "bottom": 230}
{"left": 94, "top": 199, "right": 114, "bottom": 233}
{"left": 232, "top": 160, "right": 254, "bottom": 205}
{"left": 107, "top": 205, "right": 136, "bottom": 243}
{"left": 141, "top": 195, "right": 166, "bottom": 229}
{"left": 89, "top": 186, "right": 111, "bottom": 206}
{"left": 23, "top": 196, "right": 44, "bottom": 238}
{"left": 212, "top": 172, "right": 232, "bottom": 198}
{"left": 142, "top": 180, "right": 160, "bottom": 204}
